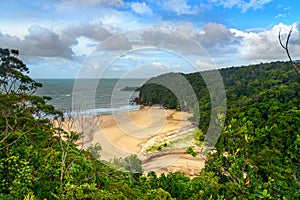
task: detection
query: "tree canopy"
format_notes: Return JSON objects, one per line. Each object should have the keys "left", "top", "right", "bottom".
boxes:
{"left": 1, "top": 48, "right": 300, "bottom": 199}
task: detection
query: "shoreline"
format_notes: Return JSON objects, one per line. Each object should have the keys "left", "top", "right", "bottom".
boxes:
{"left": 79, "top": 106, "right": 206, "bottom": 176}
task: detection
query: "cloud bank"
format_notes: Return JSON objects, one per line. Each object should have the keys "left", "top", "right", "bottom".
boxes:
{"left": 1, "top": 22, "right": 298, "bottom": 64}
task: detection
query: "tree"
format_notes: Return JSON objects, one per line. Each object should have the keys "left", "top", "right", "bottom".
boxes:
{"left": 278, "top": 27, "right": 300, "bottom": 75}
{"left": 0, "top": 49, "right": 62, "bottom": 198}
{"left": 0, "top": 48, "right": 42, "bottom": 94}
{"left": 145, "top": 188, "right": 174, "bottom": 200}
{"left": 0, "top": 48, "right": 61, "bottom": 149}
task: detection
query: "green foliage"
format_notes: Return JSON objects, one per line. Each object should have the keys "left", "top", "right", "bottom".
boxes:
{"left": 0, "top": 156, "right": 33, "bottom": 198}
{"left": 87, "top": 142, "right": 102, "bottom": 159}
{"left": 111, "top": 154, "right": 143, "bottom": 180}
{"left": 194, "top": 128, "right": 204, "bottom": 145}
{"left": 146, "top": 142, "right": 169, "bottom": 153}
{"left": 0, "top": 48, "right": 42, "bottom": 94}
{"left": 52, "top": 183, "right": 103, "bottom": 200}
{"left": 158, "top": 172, "right": 193, "bottom": 199}
{"left": 1, "top": 50, "right": 300, "bottom": 199}
{"left": 138, "top": 83, "right": 179, "bottom": 109}
{"left": 23, "top": 192, "right": 35, "bottom": 200}
{"left": 191, "top": 171, "right": 221, "bottom": 199}
{"left": 138, "top": 61, "right": 300, "bottom": 199}
{"left": 106, "top": 182, "right": 137, "bottom": 199}
{"left": 186, "top": 146, "right": 197, "bottom": 157}
{"left": 145, "top": 188, "right": 174, "bottom": 200}
{"left": 137, "top": 72, "right": 200, "bottom": 111}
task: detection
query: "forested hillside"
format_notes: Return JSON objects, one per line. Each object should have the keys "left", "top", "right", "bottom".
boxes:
{"left": 138, "top": 61, "right": 300, "bottom": 132}
{"left": 138, "top": 61, "right": 300, "bottom": 198}
{"left": 1, "top": 48, "right": 299, "bottom": 199}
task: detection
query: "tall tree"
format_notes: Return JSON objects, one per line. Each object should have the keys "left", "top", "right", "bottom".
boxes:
{"left": 0, "top": 49, "right": 62, "bottom": 198}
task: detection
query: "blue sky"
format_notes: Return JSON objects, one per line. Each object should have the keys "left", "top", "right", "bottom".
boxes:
{"left": 0, "top": 0, "right": 300, "bottom": 79}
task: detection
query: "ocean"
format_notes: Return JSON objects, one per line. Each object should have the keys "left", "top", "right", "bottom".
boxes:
{"left": 35, "top": 79, "right": 146, "bottom": 115}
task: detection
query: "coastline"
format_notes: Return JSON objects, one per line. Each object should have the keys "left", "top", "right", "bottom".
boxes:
{"left": 83, "top": 106, "right": 206, "bottom": 176}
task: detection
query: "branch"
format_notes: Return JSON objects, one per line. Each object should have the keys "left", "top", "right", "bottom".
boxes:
{"left": 0, "top": 108, "right": 38, "bottom": 150}
{"left": 279, "top": 27, "right": 300, "bottom": 75}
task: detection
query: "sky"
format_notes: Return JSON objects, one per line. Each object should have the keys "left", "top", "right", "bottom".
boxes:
{"left": 1, "top": 0, "right": 300, "bottom": 79}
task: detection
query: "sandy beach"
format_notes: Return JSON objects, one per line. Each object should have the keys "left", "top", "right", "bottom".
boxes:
{"left": 83, "top": 106, "right": 205, "bottom": 176}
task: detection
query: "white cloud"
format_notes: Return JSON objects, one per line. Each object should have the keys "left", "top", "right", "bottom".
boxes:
{"left": 59, "top": 0, "right": 124, "bottom": 8}
{"left": 233, "top": 23, "right": 300, "bottom": 62}
{"left": 151, "top": 62, "right": 170, "bottom": 70}
{"left": 195, "top": 23, "right": 239, "bottom": 47}
{"left": 163, "top": 0, "right": 198, "bottom": 15}
{"left": 2, "top": 19, "right": 299, "bottom": 77}
{"left": 131, "top": 2, "right": 152, "bottom": 15}
{"left": 0, "top": 31, "right": 21, "bottom": 49}
{"left": 174, "top": 22, "right": 300, "bottom": 65}
{"left": 275, "top": 6, "right": 291, "bottom": 19}
{"left": 61, "top": 22, "right": 113, "bottom": 42}
{"left": 99, "top": 33, "right": 132, "bottom": 50}
{"left": 140, "top": 28, "right": 203, "bottom": 54}
{"left": 100, "top": 11, "right": 144, "bottom": 31}
{"left": 21, "top": 25, "right": 74, "bottom": 58}
{"left": 176, "top": 22, "right": 195, "bottom": 37}
{"left": 196, "top": 60, "right": 217, "bottom": 70}
{"left": 210, "top": 0, "right": 273, "bottom": 13}
{"left": 0, "top": 22, "right": 114, "bottom": 59}
{"left": 275, "top": 13, "right": 285, "bottom": 19}
{"left": 53, "top": 0, "right": 125, "bottom": 22}
{"left": 0, "top": 25, "right": 74, "bottom": 58}
{"left": 71, "top": 36, "right": 98, "bottom": 56}
{"left": 175, "top": 22, "right": 241, "bottom": 56}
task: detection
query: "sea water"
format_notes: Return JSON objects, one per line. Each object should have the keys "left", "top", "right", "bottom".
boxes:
{"left": 35, "top": 79, "right": 146, "bottom": 115}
